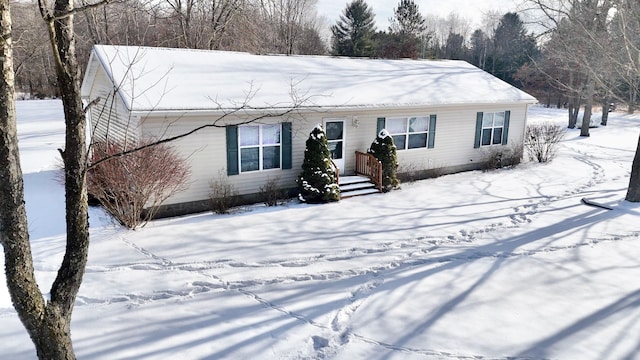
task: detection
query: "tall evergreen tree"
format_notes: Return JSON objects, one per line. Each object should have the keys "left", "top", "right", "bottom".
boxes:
{"left": 297, "top": 125, "right": 340, "bottom": 203}
{"left": 389, "top": 0, "right": 425, "bottom": 36}
{"left": 470, "top": 29, "right": 490, "bottom": 69}
{"left": 331, "top": 0, "right": 376, "bottom": 57}
{"left": 387, "top": 0, "right": 426, "bottom": 58}
{"left": 490, "top": 12, "right": 538, "bottom": 85}
{"left": 443, "top": 32, "right": 466, "bottom": 60}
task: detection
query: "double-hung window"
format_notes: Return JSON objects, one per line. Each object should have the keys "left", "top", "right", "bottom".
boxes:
{"left": 383, "top": 116, "right": 434, "bottom": 150}
{"left": 475, "top": 111, "right": 511, "bottom": 148}
{"left": 239, "top": 124, "right": 281, "bottom": 172}
{"left": 481, "top": 112, "right": 505, "bottom": 146}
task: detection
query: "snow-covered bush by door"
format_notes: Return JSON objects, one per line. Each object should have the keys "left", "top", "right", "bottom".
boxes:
{"left": 297, "top": 125, "right": 340, "bottom": 203}
{"left": 369, "top": 129, "right": 400, "bottom": 191}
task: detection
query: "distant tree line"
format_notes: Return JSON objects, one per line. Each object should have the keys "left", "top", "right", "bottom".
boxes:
{"left": 11, "top": 0, "right": 640, "bottom": 134}
{"left": 331, "top": 0, "right": 539, "bottom": 89}
{"left": 11, "top": 0, "right": 326, "bottom": 98}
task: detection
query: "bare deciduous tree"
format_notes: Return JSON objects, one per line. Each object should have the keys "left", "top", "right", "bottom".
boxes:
{"left": 526, "top": 0, "right": 640, "bottom": 201}
{"left": 163, "top": 0, "right": 244, "bottom": 49}
{"left": 1, "top": 0, "right": 96, "bottom": 355}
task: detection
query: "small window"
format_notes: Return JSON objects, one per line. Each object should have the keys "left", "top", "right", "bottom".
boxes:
{"left": 239, "top": 124, "right": 281, "bottom": 172}
{"left": 386, "top": 116, "right": 430, "bottom": 150}
{"left": 480, "top": 111, "right": 506, "bottom": 146}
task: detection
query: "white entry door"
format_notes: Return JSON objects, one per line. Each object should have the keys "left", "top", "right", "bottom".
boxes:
{"left": 324, "top": 119, "right": 345, "bottom": 175}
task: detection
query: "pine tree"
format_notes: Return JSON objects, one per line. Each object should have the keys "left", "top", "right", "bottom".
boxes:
{"left": 331, "top": 0, "right": 376, "bottom": 57}
{"left": 490, "top": 12, "right": 538, "bottom": 85}
{"left": 389, "top": 0, "right": 426, "bottom": 36}
{"left": 368, "top": 129, "right": 399, "bottom": 191}
{"left": 386, "top": 0, "right": 426, "bottom": 58}
{"left": 298, "top": 125, "right": 340, "bottom": 203}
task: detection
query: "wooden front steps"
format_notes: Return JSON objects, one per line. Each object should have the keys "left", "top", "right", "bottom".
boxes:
{"left": 339, "top": 175, "right": 381, "bottom": 199}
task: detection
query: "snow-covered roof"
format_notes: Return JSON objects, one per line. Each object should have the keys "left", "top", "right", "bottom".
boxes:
{"left": 82, "top": 45, "right": 537, "bottom": 114}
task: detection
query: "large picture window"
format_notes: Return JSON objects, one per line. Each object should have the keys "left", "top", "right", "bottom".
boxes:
{"left": 385, "top": 116, "right": 430, "bottom": 150}
{"left": 239, "top": 124, "right": 281, "bottom": 172}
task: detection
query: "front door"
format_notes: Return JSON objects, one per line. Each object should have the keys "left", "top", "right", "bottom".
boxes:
{"left": 324, "top": 119, "right": 345, "bottom": 175}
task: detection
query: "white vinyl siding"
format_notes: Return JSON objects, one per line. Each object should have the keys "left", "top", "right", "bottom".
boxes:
{"left": 85, "top": 66, "right": 139, "bottom": 146}
{"left": 138, "top": 104, "right": 529, "bottom": 207}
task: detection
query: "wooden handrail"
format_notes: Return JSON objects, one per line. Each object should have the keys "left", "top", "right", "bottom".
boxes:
{"left": 355, "top": 151, "right": 383, "bottom": 192}
{"left": 330, "top": 158, "right": 339, "bottom": 185}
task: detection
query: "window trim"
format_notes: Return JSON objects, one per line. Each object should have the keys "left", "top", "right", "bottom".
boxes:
{"left": 238, "top": 123, "right": 282, "bottom": 173}
{"left": 379, "top": 115, "right": 436, "bottom": 151}
{"left": 481, "top": 111, "right": 505, "bottom": 146}
{"left": 474, "top": 111, "right": 511, "bottom": 148}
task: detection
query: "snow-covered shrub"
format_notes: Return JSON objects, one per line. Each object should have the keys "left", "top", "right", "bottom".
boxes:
{"left": 260, "top": 176, "right": 285, "bottom": 206}
{"left": 88, "top": 140, "right": 190, "bottom": 229}
{"left": 368, "top": 129, "right": 399, "bottom": 191}
{"left": 209, "top": 170, "right": 238, "bottom": 214}
{"left": 525, "top": 123, "right": 565, "bottom": 163}
{"left": 297, "top": 125, "right": 340, "bottom": 203}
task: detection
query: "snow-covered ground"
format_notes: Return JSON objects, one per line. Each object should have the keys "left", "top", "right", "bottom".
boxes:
{"left": 1, "top": 100, "right": 639, "bottom": 359}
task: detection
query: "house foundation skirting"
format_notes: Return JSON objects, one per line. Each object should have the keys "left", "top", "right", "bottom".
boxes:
{"left": 150, "top": 160, "right": 498, "bottom": 219}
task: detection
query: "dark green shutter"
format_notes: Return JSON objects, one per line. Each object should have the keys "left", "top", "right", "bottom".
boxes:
{"left": 282, "top": 122, "right": 292, "bottom": 169}
{"left": 502, "top": 110, "right": 511, "bottom": 145}
{"left": 428, "top": 114, "right": 437, "bottom": 149}
{"left": 474, "top": 112, "right": 483, "bottom": 148}
{"left": 377, "top": 117, "right": 385, "bottom": 134}
{"left": 226, "top": 125, "right": 239, "bottom": 175}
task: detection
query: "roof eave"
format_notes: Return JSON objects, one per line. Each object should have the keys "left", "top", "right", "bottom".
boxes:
{"left": 130, "top": 99, "right": 539, "bottom": 118}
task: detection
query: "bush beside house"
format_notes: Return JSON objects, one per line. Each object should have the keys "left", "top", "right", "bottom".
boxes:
{"left": 369, "top": 129, "right": 400, "bottom": 191}
{"left": 297, "top": 125, "right": 341, "bottom": 203}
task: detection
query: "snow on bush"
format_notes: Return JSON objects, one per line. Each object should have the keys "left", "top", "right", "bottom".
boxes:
{"left": 297, "top": 125, "right": 340, "bottom": 203}
{"left": 368, "top": 129, "right": 399, "bottom": 191}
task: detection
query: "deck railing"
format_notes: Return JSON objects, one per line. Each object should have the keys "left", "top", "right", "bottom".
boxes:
{"left": 330, "top": 158, "right": 339, "bottom": 185}
{"left": 355, "top": 151, "right": 383, "bottom": 192}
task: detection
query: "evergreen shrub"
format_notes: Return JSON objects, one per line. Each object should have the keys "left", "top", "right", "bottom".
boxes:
{"left": 368, "top": 129, "right": 400, "bottom": 191}
{"left": 297, "top": 125, "right": 340, "bottom": 203}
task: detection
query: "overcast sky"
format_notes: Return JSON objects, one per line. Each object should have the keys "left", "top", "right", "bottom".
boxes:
{"left": 317, "top": 0, "right": 522, "bottom": 30}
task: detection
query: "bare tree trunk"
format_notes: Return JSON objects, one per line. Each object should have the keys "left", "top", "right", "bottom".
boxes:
{"left": 601, "top": 96, "right": 610, "bottom": 126}
{"left": 580, "top": 79, "right": 594, "bottom": 137}
{"left": 568, "top": 94, "right": 580, "bottom": 128}
{"left": 0, "top": 1, "right": 77, "bottom": 358}
{"left": 567, "top": 70, "right": 579, "bottom": 128}
{"left": 48, "top": 0, "right": 91, "bottom": 331}
{"left": 0, "top": 0, "right": 47, "bottom": 348}
{"left": 627, "top": 135, "right": 640, "bottom": 202}
{"left": 5, "top": 0, "right": 94, "bottom": 356}
{"left": 629, "top": 80, "right": 637, "bottom": 114}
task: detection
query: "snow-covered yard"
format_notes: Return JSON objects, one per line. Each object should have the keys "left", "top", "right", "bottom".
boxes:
{"left": 1, "top": 100, "right": 639, "bottom": 359}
